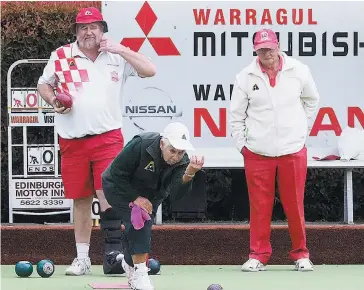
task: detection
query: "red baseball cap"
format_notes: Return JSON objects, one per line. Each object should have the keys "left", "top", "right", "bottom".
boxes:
{"left": 72, "top": 7, "right": 108, "bottom": 33}
{"left": 253, "top": 28, "right": 278, "bottom": 51}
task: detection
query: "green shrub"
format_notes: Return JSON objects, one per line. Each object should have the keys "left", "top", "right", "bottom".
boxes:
{"left": 1, "top": 1, "right": 101, "bottom": 222}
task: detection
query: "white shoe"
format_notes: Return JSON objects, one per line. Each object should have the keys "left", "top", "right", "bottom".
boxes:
{"left": 241, "top": 258, "right": 266, "bottom": 272}
{"left": 295, "top": 258, "right": 314, "bottom": 271}
{"left": 132, "top": 265, "right": 154, "bottom": 290}
{"left": 121, "top": 257, "right": 135, "bottom": 287}
{"left": 65, "top": 257, "right": 91, "bottom": 276}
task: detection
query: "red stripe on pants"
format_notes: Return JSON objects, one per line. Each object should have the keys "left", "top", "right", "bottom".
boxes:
{"left": 242, "top": 146, "right": 309, "bottom": 264}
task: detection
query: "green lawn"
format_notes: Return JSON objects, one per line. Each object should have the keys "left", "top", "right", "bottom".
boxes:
{"left": 1, "top": 265, "right": 363, "bottom": 290}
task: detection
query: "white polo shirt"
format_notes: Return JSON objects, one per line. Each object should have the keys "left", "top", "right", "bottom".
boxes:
{"left": 38, "top": 41, "right": 138, "bottom": 139}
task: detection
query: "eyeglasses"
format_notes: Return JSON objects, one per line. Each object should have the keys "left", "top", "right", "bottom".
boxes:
{"left": 78, "top": 23, "right": 102, "bottom": 32}
{"left": 169, "top": 147, "right": 185, "bottom": 156}
{"left": 256, "top": 48, "right": 276, "bottom": 55}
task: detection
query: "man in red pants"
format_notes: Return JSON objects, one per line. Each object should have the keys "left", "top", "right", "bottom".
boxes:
{"left": 229, "top": 28, "right": 320, "bottom": 272}
{"left": 38, "top": 7, "right": 156, "bottom": 276}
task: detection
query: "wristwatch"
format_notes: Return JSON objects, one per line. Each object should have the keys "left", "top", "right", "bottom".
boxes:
{"left": 184, "top": 171, "right": 195, "bottom": 178}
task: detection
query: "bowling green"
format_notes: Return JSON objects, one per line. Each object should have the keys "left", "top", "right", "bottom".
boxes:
{"left": 1, "top": 265, "right": 363, "bottom": 290}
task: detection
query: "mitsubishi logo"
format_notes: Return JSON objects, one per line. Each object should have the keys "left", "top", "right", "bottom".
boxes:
{"left": 121, "top": 1, "right": 180, "bottom": 56}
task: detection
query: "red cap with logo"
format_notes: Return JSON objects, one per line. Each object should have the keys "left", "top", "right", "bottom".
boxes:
{"left": 72, "top": 7, "right": 108, "bottom": 33}
{"left": 253, "top": 28, "right": 278, "bottom": 51}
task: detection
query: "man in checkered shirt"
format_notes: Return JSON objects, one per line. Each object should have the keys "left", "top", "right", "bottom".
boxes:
{"left": 37, "top": 7, "right": 156, "bottom": 276}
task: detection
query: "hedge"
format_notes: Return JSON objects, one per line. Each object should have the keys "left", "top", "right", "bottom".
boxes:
{"left": 1, "top": 1, "right": 102, "bottom": 222}
{"left": 1, "top": 1, "right": 364, "bottom": 223}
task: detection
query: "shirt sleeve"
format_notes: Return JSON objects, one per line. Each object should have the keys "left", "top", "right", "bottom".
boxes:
{"left": 109, "top": 136, "right": 142, "bottom": 202}
{"left": 300, "top": 67, "right": 320, "bottom": 119}
{"left": 38, "top": 51, "right": 58, "bottom": 87}
{"left": 166, "top": 166, "right": 193, "bottom": 201}
{"left": 229, "top": 74, "right": 249, "bottom": 153}
{"left": 121, "top": 55, "right": 153, "bottom": 82}
{"left": 122, "top": 59, "right": 138, "bottom": 84}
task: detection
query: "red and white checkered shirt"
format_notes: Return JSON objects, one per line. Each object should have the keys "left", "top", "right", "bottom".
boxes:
{"left": 38, "top": 41, "right": 138, "bottom": 139}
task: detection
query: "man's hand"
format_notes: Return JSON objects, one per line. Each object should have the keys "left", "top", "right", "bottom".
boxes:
{"left": 99, "top": 36, "right": 156, "bottom": 77}
{"left": 133, "top": 196, "right": 153, "bottom": 215}
{"left": 99, "top": 36, "right": 128, "bottom": 54}
{"left": 185, "top": 155, "right": 205, "bottom": 176}
{"left": 52, "top": 97, "right": 71, "bottom": 114}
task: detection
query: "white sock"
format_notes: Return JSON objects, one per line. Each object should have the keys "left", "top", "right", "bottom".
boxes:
{"left": 134, "top": 262, "right": 147, "bottom": 270}
{"left": 76, "top": 243, "right": 89, "bottom": 259}
{"left": 116, "top": 253, "right": 124, "bottom": 262}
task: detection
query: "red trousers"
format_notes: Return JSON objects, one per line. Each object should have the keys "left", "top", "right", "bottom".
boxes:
{"left": 242, "top": 146, "right": 309, "bottom": 264}
{"left": 59, "top": 129, "right": 124, "bottom": 199}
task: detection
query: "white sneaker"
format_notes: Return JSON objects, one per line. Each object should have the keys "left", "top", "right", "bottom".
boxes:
{"left": 295, "top": 258, "right": 314, "bottom": 271}
{"left": 121, "top": 257, "right": 135, "bottom": 287}
{"left": 132, "top": 265, "right": 154, "bottom": 290}
{"left": 65, "top": 257, "right": 91, "bottom": 276}
{"left": 241, "top": 258, "right": 266, "bottom": 272}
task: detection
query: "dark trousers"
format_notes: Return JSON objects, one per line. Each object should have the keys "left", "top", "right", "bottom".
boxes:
{"left": 102, "top": 179, "right": 154, "bottom": 267}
